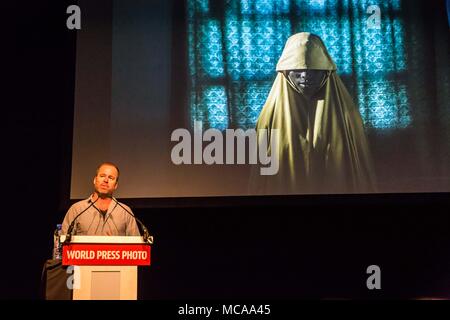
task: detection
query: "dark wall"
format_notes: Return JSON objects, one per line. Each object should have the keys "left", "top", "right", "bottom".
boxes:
{"left": 6, "top": 0, "right": 450, "bottom": 300}
{"left": 135, "top": 195, "right": 450, "bottom": 300}
{"left": 7, "top": 0, "right": 76, "bottom": 299}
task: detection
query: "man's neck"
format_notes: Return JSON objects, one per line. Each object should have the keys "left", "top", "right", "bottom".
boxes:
{"left": 92, "top": 192, "right": 113, "bottom": 208}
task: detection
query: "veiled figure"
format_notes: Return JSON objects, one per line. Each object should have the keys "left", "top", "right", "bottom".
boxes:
{"left": 251, "top": 32, "right": 376, "bottom": 194}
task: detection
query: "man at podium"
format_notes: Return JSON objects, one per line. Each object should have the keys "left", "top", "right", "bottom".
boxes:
{"left": 43, "top": 162, "right": 149, "bottom": 300}
{"left": 61, "top": 162, "right": 140, "bottom": 236}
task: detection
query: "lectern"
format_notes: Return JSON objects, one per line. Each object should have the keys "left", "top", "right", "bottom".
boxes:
{"left": 60, "top": 235, "right": 151, "bottom": 300}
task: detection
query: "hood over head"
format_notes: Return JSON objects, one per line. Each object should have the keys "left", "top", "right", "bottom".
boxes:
{"left": 276, "top": 32, "right": 337, "bottom": 72}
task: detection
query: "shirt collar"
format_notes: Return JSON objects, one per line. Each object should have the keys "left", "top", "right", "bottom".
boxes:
{"left": 87, "top": 193, "right": 117, "bottom": 203}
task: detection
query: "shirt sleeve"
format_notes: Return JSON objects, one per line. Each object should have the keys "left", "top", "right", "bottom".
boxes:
{"left": 123, "top": 205, "right": 141, "bottom": 236}
{"left": 61, "top": 204, "right": 77, "bottom": 235}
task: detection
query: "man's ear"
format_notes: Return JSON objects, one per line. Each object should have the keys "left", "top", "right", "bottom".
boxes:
{"left": 93, "top": 176, "right": 96, "bottom": 186}
{"left": 114, "top": 181, "right": 119, "bottom": 190}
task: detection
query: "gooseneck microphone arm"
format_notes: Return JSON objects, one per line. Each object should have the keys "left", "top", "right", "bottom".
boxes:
{"left": 109, "top": 196, "right": 154, "bottom": 244}
{"left": 63, "top": 195, "right": 99, "bottom": 244}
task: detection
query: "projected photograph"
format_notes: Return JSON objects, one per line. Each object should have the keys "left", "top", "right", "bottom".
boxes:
{"left": 71, "top": 0, "right": 449, "bottom": 198}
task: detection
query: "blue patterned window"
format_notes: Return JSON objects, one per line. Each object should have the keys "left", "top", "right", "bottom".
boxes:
{"left": 188, "top": 0, "right": 410, "bottom": 130}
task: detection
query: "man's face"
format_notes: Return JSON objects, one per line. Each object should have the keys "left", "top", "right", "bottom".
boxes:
{"left": 288, "top": 69, "right": 328, "bottom": 98}
{"left": 93, "top": 165, "right": 119, "bottom": 197}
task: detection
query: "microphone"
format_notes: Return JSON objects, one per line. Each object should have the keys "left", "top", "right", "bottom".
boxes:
{"left": 63, "top": 195, "right": 100, "bottom": 244}
{"left": 109, "top": 196, "right": 154, "bottom": 244}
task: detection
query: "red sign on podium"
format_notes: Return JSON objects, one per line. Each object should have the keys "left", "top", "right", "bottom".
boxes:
{"left": 62, "top": 243, "right": 151, "bottom": 266}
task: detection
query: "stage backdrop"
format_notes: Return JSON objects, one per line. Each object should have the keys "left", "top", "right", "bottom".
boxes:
{"left": 71, "top": 0, "right": 450, "bottom": 199}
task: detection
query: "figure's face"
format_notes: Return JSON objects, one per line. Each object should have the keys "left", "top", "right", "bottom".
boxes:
{"left": 93, "top": 165, "right": 119, "bottom": 196}
{"left": 288, "top": 70, "right": 328, "bottom": 98}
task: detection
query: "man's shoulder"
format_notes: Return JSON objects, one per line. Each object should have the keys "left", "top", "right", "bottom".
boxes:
{"left": 68, "top": 198, "right": 91, "bottom": 211}
{"left": 116, "top": 201, "right": 132, "bottom": 211}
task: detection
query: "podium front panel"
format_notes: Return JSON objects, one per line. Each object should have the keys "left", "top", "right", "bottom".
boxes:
{"left": 73, "top": 266, "right": 137, "bottom": 300}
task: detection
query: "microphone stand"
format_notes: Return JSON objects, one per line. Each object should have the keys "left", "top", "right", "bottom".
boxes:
{"left": 63, "top": 195, "right": 99, "bottom": 245}
{"left": 109, "top": 196, "right": 154, "bottom": 244}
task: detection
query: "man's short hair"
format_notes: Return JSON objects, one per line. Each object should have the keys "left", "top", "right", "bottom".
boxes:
{"left": 95, "top": 162, "right": 120, "bottom": 181}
